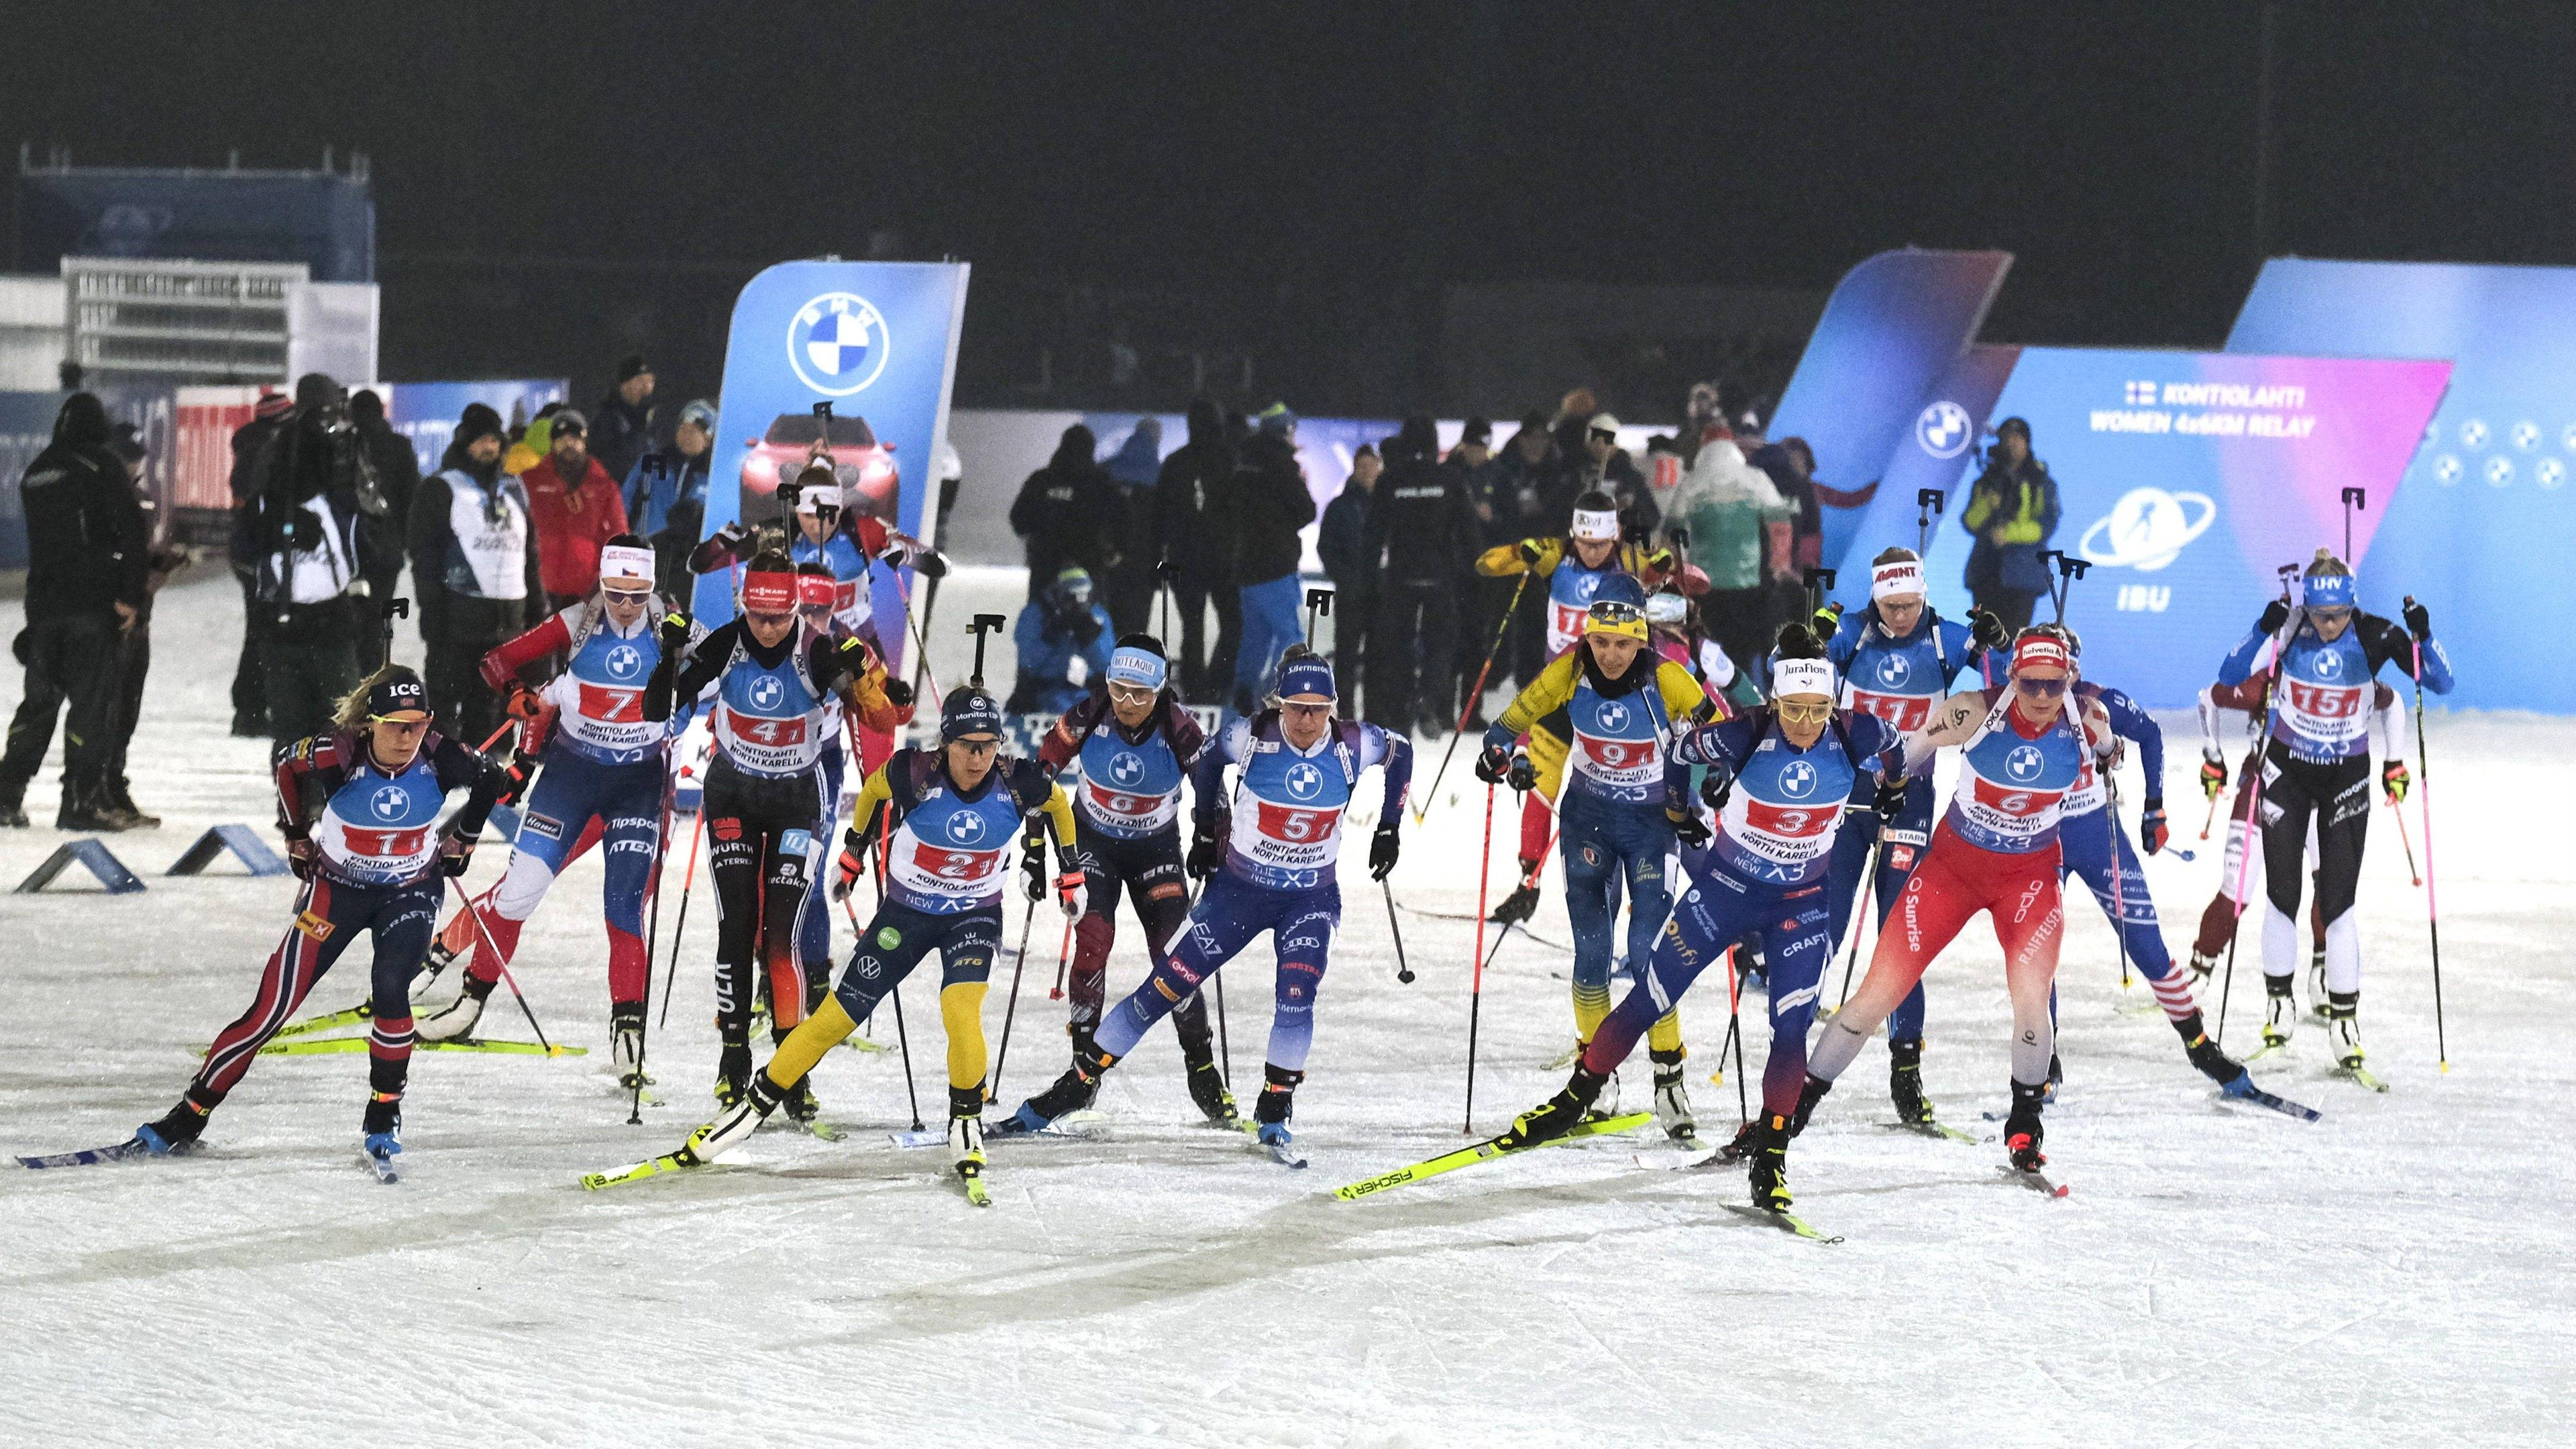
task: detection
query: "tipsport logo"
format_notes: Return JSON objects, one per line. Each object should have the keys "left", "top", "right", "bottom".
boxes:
{"left": 788, "top": 292, "right": 892, "bottom": 397}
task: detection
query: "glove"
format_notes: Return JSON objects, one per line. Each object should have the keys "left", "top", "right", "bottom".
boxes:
{"left": 1020, "top": 834, "right": 1047, "bottom": 902}
{"left": 1187, "top": 825, "right": 1226, "bottom": 879}
{"left": 1813, "top": 600, "right": 1843, "bottom": 633}
{"left": 1699, "top": 769, "right": 1731, "bottom": 808}
{"left": 658, "top": 610, "right": 692, "bottom": 653}
{"left": 1368, "top": 823, "right": 1401, "bottom": 881}
{"left": 1507, "top": 753, "right": 1536, "bottom": 793}
{"left": 503, "top": 684, "right": 545, "bottom": 722}
{"left": 1872, "top": 773, "right": 1909, "bottom": 818}
{"left": 2199, "top": 753, "right": 2228, "bottom": 801}
{"left": 884, "top": 679, "right": 914, "bottom": 709}
{"left": 2402, "top": 598, "right": 2431, "bottom": 641}
{"left": 833, "top": 826, "right": 870, "bottom": 902}
{"left": 495, "top": 750, "right": 539, "bottom": 808}
{"left": 712, "top": 521, "right": 750, "bottom": 551}
{"left": 1646, "top": 545, "right": 1676, "bottom": 575}
{"left": 1668, "top": 808, "right": 1711, "bottom": 849}
{"left": 439, "top": 836, "right": 476, "bottom": 878}
{"left": 284, "top": 836, "right": 317, "bottom": 881}
{"left": 1517, "top": 538, "right": 1545, "bottom": 565}
{"left": 1055, "top": 868, "right": 1088, "bottom": 918}
{"left": 913, "top": 548, "right": 949, "bottom": 580}
{"left": 1969, "top": 607, "right": 2010, "bottom": 653}
{"left": 2381, "top": 759, "right": 2410, "bottom": 804}
{"left": 2140, "top": 798, "right": 2169, "bottom": 857}
{"left": 2257, "top": 598, "right": 2290, "bottom": 636}
{"left": 1473, "top": 741, "right": 1513, "bottom": 785}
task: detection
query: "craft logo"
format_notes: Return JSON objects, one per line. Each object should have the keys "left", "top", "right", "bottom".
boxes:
{"left": 1916, "top": 400, "right": 1973, "bottom": 459}
{"left": 2078, "top": 487, "right": 2217, "bottom": 572}
{"left": 788, "top": 292, "right": 891, "bottom": 397}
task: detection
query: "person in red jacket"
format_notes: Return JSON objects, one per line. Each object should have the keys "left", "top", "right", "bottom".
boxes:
{"left": 521, "top": 409, "right": 630, "bottom": 610}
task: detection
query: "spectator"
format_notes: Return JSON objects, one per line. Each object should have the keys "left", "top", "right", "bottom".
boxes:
{"left": 622, "top": 396, "right": 714, "bottom": 598}
{"left": 244, "top": 375, "right": 396, "bottom": 746}
{"left": 521, "top": 408, "right": 631, "bottom": 611}
{"left": 1366, "top": 415, "right": 1481, "bottom": 735}
{"left": 0, "top": 394, "right": 150, "bottom": 830}
{"left": 95, "top": 423, "right": 190, "bottom": 829}
{"left": 223, "top": 388, "right": 296, "bottom": 737}
{"left": 1009, "top": 423, "right": 1118, "bottom": 602}
{"left": 1441, "top": 417, "right": 1509, "bottom": 722}
{"left": 590, "top": 354, "right": 657, "bottom": 487}
{"left": 1491, "top": 411, "right": 1566, "bottom": 686}
{"left": 1007, "top": 566, "right": 1115, "bottom": 716}
{"left": 1752, "top": 434, "right": 1824, "bottom": 645}
{"left": 1960, "top": 416, "right": 2059, "bottom": 632}
{"left": 1572, "top": 413, "right": 1660, "bottom": 542}
{"left": 1664, "top": 421, "right": 1791, "bottom": 674}
{"left": 346, "top": 388, "right": 422, "bottom": 667}
{"left": 1675, "top": 381, "right": 1723, "bottom": 467}
{"left": 1316, "top": 443, "right": 1380, "bottom": 712}
{"left": 1224, "top": 402, "right": 1317, "bottom": 714}
{"left": 1153, "top": 399, "right": 1241, "bottom": 704}
{"left": 1100, "top": 416, "right": 1163, "bottom": 634}
{"left": 410, "top": 404, "right": 543, "bottom": 745}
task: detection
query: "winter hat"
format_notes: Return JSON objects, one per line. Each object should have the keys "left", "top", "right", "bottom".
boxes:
{"left": 1460, "top": 416, "right": 1493, "bottom": 447}
{"left": 254, "top": 387, "right": 294, "bottom": 421}
{"left": 549, "top": 408, "right": 588, "bottom": 438}
{"left": 1587, "top": 413, "right": 1622, "bottom": 439}
{"left": 1645, "top": 590, "right": 1690, "bottom": 629}
{"left": 1276, "top": 651, "right": 1336, "bottom": 702}
{"left": 598, "top": 541, "right": 657, "bottom": 592}
{"left": 2010, "top": 629, "right": 2072, "bottom": 676}
{"left": 1107, "top": 635, "right": 1169, "bottom": 692}
{"left": 739, "top": 555, "right": 799, "bottom": 615}
{"left": 794, "top": 561, "right": 838, "bottom": 612}
{"left": 364, "top": 668, "right": 431, "bottom": 722}
{"left": 1256, "top": 402, "right": 1297, "bottom": 437}
{"left": 676, "top": 398, "right": 717, "bottom": 433}
{"left": 1584, "top": 574, "right": 1650, "bottom": 641}
{"left": 456, "top": 402, "right": 506, "bottom": 447}
{"left": 1771, "top": 656, "right": 1835, "bottom": 700}
{"left": 940, "top": 686, "right": 1004, "bottom": 741}
{"left": 616, "top": 354, "right": 653, "bottom": 384}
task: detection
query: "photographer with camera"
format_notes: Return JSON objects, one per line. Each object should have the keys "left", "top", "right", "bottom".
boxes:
{"left": 243, "top": 373, "right": 398, "bottom": 746}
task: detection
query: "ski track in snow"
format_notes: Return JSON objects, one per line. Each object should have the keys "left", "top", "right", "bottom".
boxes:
{"left": 1, "top": 571, "right": 2569, "bottom": 1448}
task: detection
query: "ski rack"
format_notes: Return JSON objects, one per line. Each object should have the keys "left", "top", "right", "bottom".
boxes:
{"left": 15, "top": 839, "right": 146, "bottom": 896}
{"left": 166, "top": 824, "right": 290, "bottom": 878}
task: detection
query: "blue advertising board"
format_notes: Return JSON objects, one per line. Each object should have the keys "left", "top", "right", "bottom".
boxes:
{"left": 385, "top": 380, "right": 568, "bottom": 478}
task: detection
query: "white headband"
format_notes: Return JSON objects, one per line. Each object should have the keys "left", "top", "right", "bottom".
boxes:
{"left": 1772, "top": 657, "right": 1835, "bottom": 700}
{"left": 598, "top": 544, "right": 656, "bottom": 588}
{"left": 1871, "top": 559, "right": 1925, "bottom": 602}
{"left": 1570, "top": 508, "right": 1620, "bottom": 542}
{"left": 795, "top": 482, "right": 844, "bottom": 513}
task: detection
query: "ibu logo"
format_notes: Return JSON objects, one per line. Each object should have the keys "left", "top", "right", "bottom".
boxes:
{"left": 2005, "top": 744, "right": 2045, "bottom": 782}
{"left": 1108, "top": 751, "right": 1145, "bottom": 786}
{"left": 1917, "top": 400, "right": 1972, "bottom": 459}
{"left": 747, "top": 676, "right": 786, "bottom": 710}
{"left": 1777, "top": 759, "right": 1817, "bottom": 798}
{"left": 369, "top": 785, "right": 409, "bottom": 820}
{"left": 1874, "top": 653, "right": 1912, "bottom": 688}
{"left": 1283, "top": 762, "right": 1323, "bottom": 800}
{"left": 605, "top": 644, "right": 643, "bottom": 679}
{"left": 945, "top": 811, "right": 987, "bottom": 845}
{"left": 788, "top": 292, "right": 891, "bottom": 396}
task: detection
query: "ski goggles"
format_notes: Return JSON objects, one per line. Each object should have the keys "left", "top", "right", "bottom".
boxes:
{"left": 2013, "top": 676, "right": 2070, "bottom": 699}
{"left": 1773, "top": 700, "right": 1832, "bottom": 724}
{"left": 1584, "top": 598, "right": 1649, "bottom": 640}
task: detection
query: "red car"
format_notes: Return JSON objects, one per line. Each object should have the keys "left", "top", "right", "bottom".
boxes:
{"left": 739, "top": 411, "right": 900, "bottom": 523}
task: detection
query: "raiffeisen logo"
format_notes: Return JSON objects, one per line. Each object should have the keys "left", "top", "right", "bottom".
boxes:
{"left": 2080, "top": 486, "right": 2217, "bottom": 572}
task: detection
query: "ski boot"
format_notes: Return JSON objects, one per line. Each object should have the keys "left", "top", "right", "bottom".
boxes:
{"left": 2171, "top": 1011, "right": 2248, "bottom": 1087}
{"left": 610, "top": 1002, "right": 648, "bottom": 1091}
{"left": 417, "top": 974, "right": 494, "bottom": 1042}
{"left": 781, "top": 1075, "right": 822, "bottom": 1126}
{"left": 713, "top": 1040, "right": 754, "bottom": 1108}
{"left": 0, "top": 779, "right": 28, "bottom": 829}
{"left": 950, "top": 1085, "right": 987, "bottom": 1188}
{"left": 2002, "top": 1079, "right": 2049, "bottom": 1173}
{"left": 2046, "top": 1051, "right": 2063, "bottom": 1101}
{"left": 1185, "top": 1058, "right": 1239, "bottom": 1127}
{"left": 104, "top": 777, "right": 159, "bottom": 830}
{"left": 1004, "top": 1044, "right": 1119, "bottom": 1134}
{"left": 138, "top": 1091, "right": 217, "bottom": 1154}
{"left": 2261, "top": 974, "right": 2298, "bottom": 1053}
{"left": 1499, "top": 1062, "right": 1606, "bottom": 1149}
{"left": 1252, "top": 1066, "right": 1302, "bottom": 1151}
{"left": 1489, "top": 869, "right": 1541, "bottom": 926}
{"left": 2326, "top": 991, "right": 2365, "bottom": 1071}
{"left": 1788, "top": 1073, "right": 1833, "bottom": 1137}
{"left": 682, "top": 1073, "right": 782, "bottom": 1165}
{"left": 362, "top": 1093, "right": 403, "bottom": 1163}
{"left": 1650, "top": 1046, "right": 1696, "bottom": 1143}
{"left": 1888, "top": 1038, "right": 1934, "bottom": 1125}
{"left": 1745, "top": 1112, "right": 1793, "bottom": 1212}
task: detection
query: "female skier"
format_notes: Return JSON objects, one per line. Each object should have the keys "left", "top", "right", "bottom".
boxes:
{"left": 1799, "top": 627, "right": 2112, "bottom": 1183}
{"left": 1497, "top": 625, "right": 1904, "bottom": 1213}
{"left": 1645, "top": 587, "right": 1761, "bottom": 714}
{"left": 134, "top": 666, "right": 501, "bottom": 1169}
{"left": 417, "top": 538, "right": 696, "bottom": 1087}
{"left": 1474, "top": 578, "right": 1717, "bottom": 1140}
{"left": 2212, "top": 551, "right": 2452, "bottom": 1072}
{"left": 1000, "top": 646, "right": 1411, "bottom": 1158}
{"left": 642, "top": 550, "right": 903, "bottom": 1112}
{"left": 1033, "top": 635, "right": 1237, "bottom": 1125}
{"left": 641, "top": 684, "right": 1079, "bottom": 1195}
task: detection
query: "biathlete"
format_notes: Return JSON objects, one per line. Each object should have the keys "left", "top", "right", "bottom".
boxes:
{"left": 643, "top": 550, "right": 903, "bottom": 1112}
{"left": 652, "top": 684, "right": 1079, "bottom": 1193}
{"left": 1646, "top": 588, "right": 1762, "bottom": 714}
{"left": 1475, "top": 579, "right": 1716, "bottom": 1140}
{"left": 1033, "top": 635, "right": 1238, "bottom": 1124}
{"left": 1497, "top": 625, "right": 1904, "bottom": 1214}
{"left": 417, "top": 539, "right": 697, "bottom": 1089}
{"left": 1817, "top": 547, "right": 2007, "bottom": 1124}
{"left": 2212, "top": 550, "right": 2452, "bottom": 1071}
{"left": 133, "top": 667, "right": 500, "bottom": 1165}
{"left": 1002, "top": 646, "right": 1411, "bottom": 1155}
{"left": 1800, "top": 628, "right": 2113, "bottom": 1180}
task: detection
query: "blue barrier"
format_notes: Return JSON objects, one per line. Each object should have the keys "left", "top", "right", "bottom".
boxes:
{"left": 166, "top": 824, "right": 289, "bottom": 878}
{"left": 16, "top": 840, "right": 147, "bottom": 896}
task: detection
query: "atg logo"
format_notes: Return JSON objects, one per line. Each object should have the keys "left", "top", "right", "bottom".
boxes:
{"left": 1916, "top": 401, "right": 1972, "bottom": 459}
{"left": 2079, "top": 486, "right": 2216, "bottom": 572}
{"left": 788, "top": 292, "right": 891, "bottom": 396}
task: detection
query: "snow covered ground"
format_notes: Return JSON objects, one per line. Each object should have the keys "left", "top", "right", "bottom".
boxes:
{"left": 2, "top": 570, "right": 2569, "bottom": 1449}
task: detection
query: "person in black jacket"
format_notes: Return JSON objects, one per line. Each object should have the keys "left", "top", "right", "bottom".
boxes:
{"left": 225, "top": 388, "right": 295, "bottom": 736}
{"left": 247, "top": 375, "right": 396, "bottom": 747}
{"left": 347, "top": 389, "right": 421, "bottom": 669}
{"left": 1365, "top": 415, "right": 1482, "bottom": 735}
{"left": 1316, "top": 443, "right": 1379, "bottom": 712}
{"left": 1441, "top": 417, "right": 1505, "bottom": 724}
{"left": 588, "top": 354, "right": 657, "bottom": 489}
{"left": 409, "top": 403, "right": 543, "bottom": 744}
{"left": 1152, "top": 398, "right": 1240, "bottom": 703}
{"left": 1492, "top": 413, "right": 1568, "bottom": 687}
{"left": 1224, "top": 403, "right": 1318, "bottom": 714}
{"left": 1008, "top": 424, "right": 1118, "bottom": 602}
{"left": 0, "top": 392, "right": 150, "bottom": 830}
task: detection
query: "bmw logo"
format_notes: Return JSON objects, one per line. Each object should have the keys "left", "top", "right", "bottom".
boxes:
{"left": 748, "top": 676, "right": 786, "bottom": 710}
{"left": 1777, "top": 759, "right": 1817, "bottom": 798}
{"left": 1917, "top": 400, "right": 1973, "bottom": 459}
{"left": 2314, "top": 650, "right": 2343, "bottom": 678}
{"left": 2432, "top": 454, "right": 2463, "bottom": 486}
{"left": 1109, "top": 751, "right": 1145, "bottom": 786}
{"left": 1596, "top": 701, "right": 1630, "bottom": 733}
{"left": 788, "top": 292, "right": 892, "bottom": 396}
{"left": 2005, "top": 745, "right": 2044, "bottom": 781}
{"left": 2512, "top": 420, "right": 2541, "bottom": 451}
{"left": 1875, "top": 654, "right": 1911, "bottom": 687}
{"left": 1285, "top": 762, "right": 1323, "bottom": 800}
{"left": 606, "top": 644, "right": 643, "bottom": 679}
{"left": 2485, "top": 455, "right": 2514, "bottom": 488}
{"left": 2540, "top": 458, "right": 2566, "bottom": 490}
{"left": 370, "top": 785, "right": 408, "bottom": 820}
{"left": 2459, "top": 419, "right": 2489, "bottom": 450}
{"left": 946, "top": 812, "right": 987, "bottom": 845}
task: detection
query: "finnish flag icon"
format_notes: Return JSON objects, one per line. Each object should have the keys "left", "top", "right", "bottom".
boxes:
{"left": 788, "top": 292, "right": 892, "bottom": 396}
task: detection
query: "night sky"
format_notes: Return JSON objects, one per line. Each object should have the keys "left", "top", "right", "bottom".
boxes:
{"left": 11, "top": 2, "right": 2572, "bottom": 415}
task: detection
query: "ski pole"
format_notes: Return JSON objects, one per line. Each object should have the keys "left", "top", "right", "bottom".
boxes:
{"left": 445, "top": 876, "right": 555, "bottom": 1055}
{"left": 1833, "top": 835, "right": 1880, "bottom": 1012}
{"left": 888, "top": 563, "right": 945, "bottom": 708}
{"left": 2106, "top": 776, "right": 2133, "bottom": 991}
{"left": 2385, "top": 795, "right": 2422, "bottom": 887}
{"left": 2408, "top": 623, "right": 2447, "bottom": 1072}
{"left": 1721, "top": 946, "right": 1747, "bottom": 1126}
{"left": 1416, "top": 571, "right": 1533, "bottom": 824}
{"left": 1381, "top": 877, "right": 1415, "bottom": 985}
{"left": 1464, "top": 781, "right": 1495, "bottom": 1134}
{"left": 987, "top": 900, "right": 1043, "bottom": 1103}
{"left": 627, "top": 787, "right": 677, "bottom": 1124}
{"left": 655, "top": 811, "right": 706, "bottom": 1030}
{"left": 888, "top": 975, "right": 924, "bottom": 1132}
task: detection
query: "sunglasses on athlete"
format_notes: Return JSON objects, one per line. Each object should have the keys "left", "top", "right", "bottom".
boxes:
{"left": 2014, "top": 676, "right": 2069, "bottom": 698}
{"left": 1773, "top": 701, "right": 1831, "bottom": 724}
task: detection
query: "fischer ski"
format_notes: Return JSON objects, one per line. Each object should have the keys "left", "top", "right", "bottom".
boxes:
{"left": 959, "top": 1167, "right": 991, "bottom": 1208}
{"left": 2002, "top": 1165, "right": 2070, "bottom": 1198}
{"left": 2334, "top": 1064, "right": 2390, "bottom": 1094}
{"left": 1334, "top": 1112, "right": 1654, "bottom": 1201}
{"left": 580, "top": 1150, "right": 699, "bottom": 1191}
{"left": 256, "top": 1036, "right": 586, "bottom": 1059}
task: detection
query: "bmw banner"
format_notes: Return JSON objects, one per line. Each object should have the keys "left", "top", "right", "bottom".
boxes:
{"left": 695, "top": 259, "right": 971, "bottom": 668}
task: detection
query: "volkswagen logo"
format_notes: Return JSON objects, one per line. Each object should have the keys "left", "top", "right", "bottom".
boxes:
{"left": 1917, "top": 400, "right": 1973, "bottom": 459}
{"left": 1284, "top": 762, "right": 1323, "bottom": 800}
{"left": 2005, "top": 744, "right": 2045, "bottom": 782}
{"left": 1777, "top": 759, "right": 1817, "bottom": 798}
